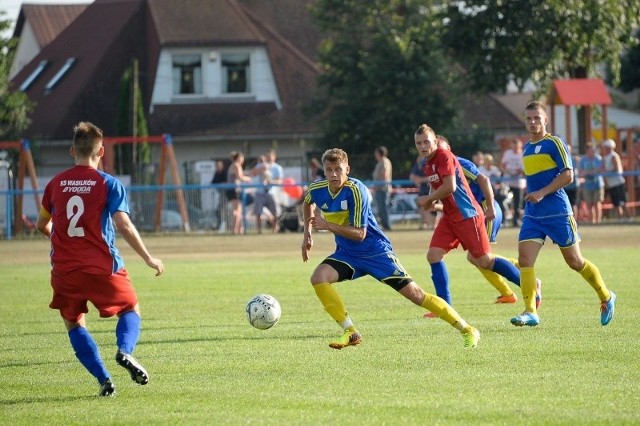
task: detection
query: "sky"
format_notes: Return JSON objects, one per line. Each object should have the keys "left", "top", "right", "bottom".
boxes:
{"left": 1, "top": 0, "right": 92, "bottom": 35}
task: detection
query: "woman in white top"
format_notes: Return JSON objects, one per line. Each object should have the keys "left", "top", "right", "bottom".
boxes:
{"left": 600, "top": 139, "right": 630, "bottom": 221}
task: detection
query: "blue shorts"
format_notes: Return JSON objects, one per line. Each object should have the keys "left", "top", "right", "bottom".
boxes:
{"left": 324, "top": 248, "right": 413, "bottom": 290}
{"left": 483, "top": 199, "right": 502, "bottom": 243}
{"left": 519, "top": 215, "right": 580, "bottom": 248}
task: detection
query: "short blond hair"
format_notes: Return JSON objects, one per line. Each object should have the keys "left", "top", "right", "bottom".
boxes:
{"left": 321, "top": 148, "right": 348, "bottom": 165}
{"left": 72, "top": 121, "right": 103, "bottom": 158}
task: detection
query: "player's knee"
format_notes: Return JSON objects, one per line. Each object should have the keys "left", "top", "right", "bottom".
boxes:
{"left": 566, "top": 257, "right": 584, "bottom": 271}
{"left": 426, "top": 250, "right": 443, "bottom": 264}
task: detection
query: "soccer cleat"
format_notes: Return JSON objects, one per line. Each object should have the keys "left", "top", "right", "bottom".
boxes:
{"left": 600, "top": 291, "right": 616, "bottom": 326}
{"left": 535, "top": 279, "right": 542, "bottom": 310}
{"left": 494, "top": 294, "right": 518, "bottom": 304}
{"left": 462, "top": 327, "right": 480, "bottom": 348}
{"left": 99, "top": 378, "right": 115, "bottom": 397}
{"left": 116, "top": 350, "right": 149, "bottom": 385}
{"left": 328, "top": 330, "right": 362, "bottom": 350}
{"left": 423, "top": 312, "right": 438, "bottom": 318}
{"left": 510, "top": 311, "right": 540, "bottom": 327}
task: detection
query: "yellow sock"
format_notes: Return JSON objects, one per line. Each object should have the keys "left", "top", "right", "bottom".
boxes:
{"left": 420, "top": 293, "right": 469, "bottom": 332}
{"left": 520, "top": 266, "right": 537, "bottom": 313}
{"left": 477, "top": 267, "right": 514, "bottom": 296}
{"left": 579, "top": 259, "right": 611, "bottom": 302}
{"left": 313, "top": 283, "right": 351, "bottom": 327}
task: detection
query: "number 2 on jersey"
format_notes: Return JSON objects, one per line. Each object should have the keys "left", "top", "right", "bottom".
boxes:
{"left": 67, "top": 195, "right": 86, "bottom": 237}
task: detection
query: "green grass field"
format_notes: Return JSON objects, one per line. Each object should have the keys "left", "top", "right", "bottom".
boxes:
{"left": 1, "top": 225, "right": 639, "bottom": 425}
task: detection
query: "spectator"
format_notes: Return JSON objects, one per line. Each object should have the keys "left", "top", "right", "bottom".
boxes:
{"left": 309, "top": 157, "right": 325, "bottom": 181}
{"left": 372, "top": 146, "right": 393, "bottom": 231}
{"left": 579, "top": 143, "right": 605, "bottom": 224}
{"left": 252, "top": 153, "right": 280, "bottom": 234}
{"left": 226, "top": 151, "right": 252, "bottom": 235}
{"left": 500, "top": 139, "right": 526, "bottom": 226}
{"left": 475, "top": 151, "right": 508, "bottom": 223}
{"left": 600, "top": 139, "right": 631, "bottom": 222}
{"left": 211, "top": 160, "right": 228, "bottom": 230}
{"left": 564, "top": 144, "right": 581, "bottom": 218}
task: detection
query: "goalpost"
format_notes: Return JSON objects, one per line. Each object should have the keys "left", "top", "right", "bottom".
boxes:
{"left": 101, "top": 134, "right": 191, "bottom": 232}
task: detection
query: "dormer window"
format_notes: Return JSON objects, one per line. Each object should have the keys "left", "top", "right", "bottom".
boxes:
{"left": 221, "top": 53, "right": 250, "bottom": 94}
{"left": 45, "top": 58, "right": 75, "bottom": 93}
{"left": 20, "top": 60, "right": 48, "bottom": 92}
{"left": 172, "top": 54, "right": 202, "bottom": 95}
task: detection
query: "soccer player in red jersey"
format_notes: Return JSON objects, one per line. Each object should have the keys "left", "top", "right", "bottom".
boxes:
{"left": 36, "top": 122, "right": 164, "bottom": 396}
{"left": 414, "top": 124, "right": 522, "bottom": 310}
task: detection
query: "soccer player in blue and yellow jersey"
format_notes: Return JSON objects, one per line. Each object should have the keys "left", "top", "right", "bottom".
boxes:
{"left": 414, "top": 125, "right": 523, "bottom": 311}
{"left": 510, "top": 101, "right": 616, "bottom": 327}
{"left": 301, "top": 148, "right": 480, "bottom": 349}
{"left": 36, "top": 122, "right": 164, "bottom": 396}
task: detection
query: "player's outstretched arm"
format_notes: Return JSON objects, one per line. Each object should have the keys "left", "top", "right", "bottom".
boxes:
{"left": 113, "top": 211, "right": 164, "bottom": 276}
{"left": 301, "top": 202, "right": 314, "bottom": 262}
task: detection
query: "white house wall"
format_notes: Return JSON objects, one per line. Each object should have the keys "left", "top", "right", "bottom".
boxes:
{"left": 9, "top": 21, "right": 41, "bottom": 80}
{"left": 150, "top": 47, "right": 281, "bottom": 109}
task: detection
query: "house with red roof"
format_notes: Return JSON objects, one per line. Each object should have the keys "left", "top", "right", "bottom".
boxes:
{"left": 9, "top": 0, "right": 526, "bottom": 180}
{"left": 10, "top": 0, "right": 323, "bottom": 178}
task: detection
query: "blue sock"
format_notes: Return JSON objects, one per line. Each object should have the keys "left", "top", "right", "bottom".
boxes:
{"left": 116, "top": 311, "right": 141, "bottom": 355}
{"left": 68, "top": 327, "right": 109, "bottom": 384}
{"left": 430, "top": 261, "right": 451, "bottom": 304}
{"left": 492, "top": 257, "right": 521, "bottom": 286}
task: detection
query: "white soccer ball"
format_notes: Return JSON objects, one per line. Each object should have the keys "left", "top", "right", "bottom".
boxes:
{"left": 246, "top": 294, "right": 281, "bottom": 330}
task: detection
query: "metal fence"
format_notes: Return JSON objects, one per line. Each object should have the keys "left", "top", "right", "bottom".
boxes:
{"left": 2, "top": 174, "right": 639, "bottom": 240}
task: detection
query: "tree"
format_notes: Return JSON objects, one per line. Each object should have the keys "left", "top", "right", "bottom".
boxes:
{"left": 615, "top": 29, "right": 640, "bottom": 96}
{"left": 116, "top": 59, "right": 150, "bottom": 182}
{"left": 0, "top": 11, "right": 33, "bottom": 141}
{"left": 443, "top": 0, "right": 640, "bottom": 92}
{"left": 309, "top": 0, "right": 464, "bottom": 178}
{"left": 441, "top": 0, "right": 640, "bottom": 150}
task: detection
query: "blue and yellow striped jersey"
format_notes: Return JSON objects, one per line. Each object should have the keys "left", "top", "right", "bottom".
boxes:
{"left": 457, "top": 156, "right": 484, "bottom": 203}
{"left": 304, "top": 177, "right": 393, "bottom": 255}
{"left": 522, "top": 134, "right": 573, "bottom": 218}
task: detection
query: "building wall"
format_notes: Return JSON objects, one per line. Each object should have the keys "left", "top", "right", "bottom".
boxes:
{"left": 150, "top": 47, "right": 281, "bottom": 108}
{"left": 9, "top": 21, "right": 40, "bottom": 80}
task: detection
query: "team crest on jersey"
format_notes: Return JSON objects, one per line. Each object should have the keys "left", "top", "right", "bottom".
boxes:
{"left": 341, "top": 200, "right": 348, "bottom": 210}
{"left": 535, "top": 145, "right": 542, "bottom": 154}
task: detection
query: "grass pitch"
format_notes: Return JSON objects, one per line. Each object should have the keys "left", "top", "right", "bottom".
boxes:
{"left": 1, "top": 225, "right": 639, "bottom": 425}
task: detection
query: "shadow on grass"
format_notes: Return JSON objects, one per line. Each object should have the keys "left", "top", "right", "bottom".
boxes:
{"left": 0, "top": 394, "right": 96, "bottom": 406}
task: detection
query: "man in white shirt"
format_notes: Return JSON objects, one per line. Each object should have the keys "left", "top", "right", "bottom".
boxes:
{"left": 500, "top": 139, "right": 526, "bottom": 226}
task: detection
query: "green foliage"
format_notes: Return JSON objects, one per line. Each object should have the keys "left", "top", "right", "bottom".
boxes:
{"left": 115, "top": 61, "right": 150, "bottom": 180}
{"left": 442, "top": 0, "right": 640, "bottom": 93}
{"left": 0, "top": 227, "right": 638, "bottom": 424}
{"left": 615, "top": 29, "right": 640, "bottom": 94}
{"left": 0, "top": 11, "right": 33, "bottom": 140}
{"left": 310, "top": 0, "right": 464, "bottom": 179}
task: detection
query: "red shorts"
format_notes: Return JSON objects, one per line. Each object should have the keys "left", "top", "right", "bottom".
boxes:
{"left": 430, "top": 214, "right": 491, "bottom": 259}
{"left": 49, "top": 268, "right": 138, "bottom": 323}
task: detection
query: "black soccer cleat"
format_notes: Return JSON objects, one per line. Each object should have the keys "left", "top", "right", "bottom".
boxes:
{"left": 116, "top": 350, "right": 149, "bottom": 385}
{"left": 99, "top": 378, "right": 116, "bottom": 397}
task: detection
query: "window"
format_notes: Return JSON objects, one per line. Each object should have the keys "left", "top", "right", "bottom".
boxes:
{"left": 221, "top": 53, "right": 250, "bottom": 94}
{"left": 20, "top": 60, "right": 48, "bottom": 92}
{"left": 172, "top": 54, "right": 202, "bottom": 95}
{"left": 45, "top": 58, "right": 75, "bottom": 93}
